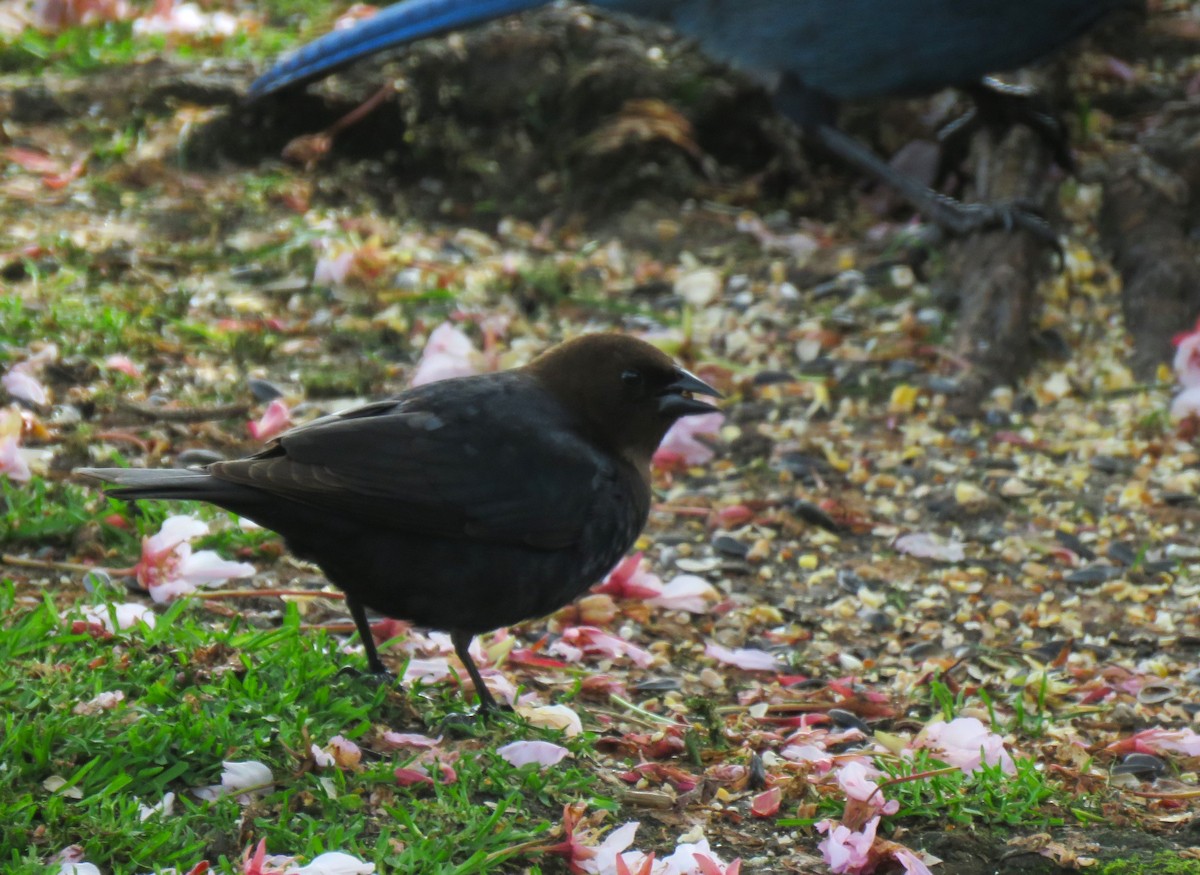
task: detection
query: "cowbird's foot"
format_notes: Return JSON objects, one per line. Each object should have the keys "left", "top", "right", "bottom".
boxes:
{"left": 437, "top": 701, "right": 515, "bottom": 736}
{"left": 445, "top": 628, "right": 518, "bottom": 729}
{"left": 336, "top": 664, "right": 397, "bottom": 688}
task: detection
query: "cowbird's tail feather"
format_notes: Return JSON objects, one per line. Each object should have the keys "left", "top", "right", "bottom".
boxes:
{"left": 247, "top": 0, "right": 549, "bottom": 99}
{"left": 75, "top": 467, "right": 233, "bottom": 501}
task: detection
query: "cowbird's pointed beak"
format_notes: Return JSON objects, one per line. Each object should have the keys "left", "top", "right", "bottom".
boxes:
{"left": 658, "top": 368, "right": 722, "bottom": 417}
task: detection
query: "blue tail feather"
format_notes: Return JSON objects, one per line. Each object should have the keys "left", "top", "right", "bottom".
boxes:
{"left": 248, "top": 0, "right": 551, "bottom": 99}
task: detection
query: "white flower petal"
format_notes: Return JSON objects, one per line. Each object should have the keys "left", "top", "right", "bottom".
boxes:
{"left": 402, "top": 657, "right": 452, "bottom": 683}
{"left": 138, "top": 791, "right": 176, "bottom": 821}
{"left": 177, "top": 550, "right": 256, "bottom": 585}
{"left": 705, "top": 643, "right": 781, "bottom": 672}
{"left": 221, "top": 760, "right": 273, "bottom": 792}
{"left": 145, "top": 515, "right": 208, "bottom": 554}
{"left": 3, "top": 369, "right": 48, "bottom": 405}
{"left": 513, "top": 704, "right": 583, "bottom": 737}
{"left": 296, "top": 851, "right": 375, "bottom": 875}
{"left": 646, "top": 574, "right": 718, "bottom": 613}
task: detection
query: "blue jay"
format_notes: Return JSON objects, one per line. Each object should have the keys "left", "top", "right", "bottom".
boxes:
{"left": 248, "top": 0, "right": 1139, "bottom": 235}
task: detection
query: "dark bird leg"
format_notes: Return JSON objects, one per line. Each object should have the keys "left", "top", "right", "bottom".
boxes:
{"left": 814, "top": 123, "right": 1055, "bottom": 243}
{"left": 936, "top": 77, "right": 1075, "bottom": 186}
{"left": 773, "top": 73, "right": 1054, "bottom": 243}
{"left": 451, "top": 629, "right": 500, "bottom": 713}
{"left": 344, "top": 594, "right": 392, "bottom": 676}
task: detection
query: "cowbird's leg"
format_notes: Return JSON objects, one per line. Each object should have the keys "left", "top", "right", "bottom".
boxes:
{"left": 936, "top": 78, "right": 1074, "bottom": 186}
{"left": 344, "top": 595, "right": 391, "bottom": 676}
{"left": 813, "top": 123, "right": 1057, "bottom": 245}
{"left": 450, "top": 629, "right": 500, "bottom": 713}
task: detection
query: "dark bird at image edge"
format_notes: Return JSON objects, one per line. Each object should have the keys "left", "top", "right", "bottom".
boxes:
{"left": 246, "top": 0, "right": 1142, "bottom": 237}
{"left": 78, "top": 334, "right": 722, "bottom": 712}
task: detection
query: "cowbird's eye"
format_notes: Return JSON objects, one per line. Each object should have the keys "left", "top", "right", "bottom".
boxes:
{"left": 621, "top": 369, "right": 644, "bottom": 390}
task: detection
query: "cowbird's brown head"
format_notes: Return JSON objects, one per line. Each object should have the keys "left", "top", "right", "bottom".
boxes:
{"left": 526, "top": 333, "right": 722, "bottom": 470}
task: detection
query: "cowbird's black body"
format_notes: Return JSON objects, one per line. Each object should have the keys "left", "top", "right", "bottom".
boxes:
{"left": 246, "top": 0, "right": 1137, "bottom": 233}
{"left": 79, "top": 334, "right": 720, "bottom": 710}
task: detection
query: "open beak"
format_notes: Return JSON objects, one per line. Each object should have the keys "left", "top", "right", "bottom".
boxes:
{"left": 657, "top": 368, "right": 723, "bottom": 417}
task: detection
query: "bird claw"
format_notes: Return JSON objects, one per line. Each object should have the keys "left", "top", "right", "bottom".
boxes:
{"left": 938, "top": 79, "right": 1076, "bottom": 178}
{"left": 437, "top": 702, "right": 515, "bottom": 736}
{"left": 336, "top": 664, "right": 397, "bottom": 687}
{"left": 926, "top": 196, "right": 1061, "bottom": 254}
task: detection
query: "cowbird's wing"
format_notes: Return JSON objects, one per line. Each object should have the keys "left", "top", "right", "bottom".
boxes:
{"left": 209, "top": 374, "right": 612, "bottom": 551}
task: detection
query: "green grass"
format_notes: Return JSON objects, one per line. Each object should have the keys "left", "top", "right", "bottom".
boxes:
{"left": 0, "top": 23, "right": 147, "bottom": 74}
{"left": 777, "top": 746, "right": 1083, "bottom": 832}
{"left": 878, "top": 751, "right": 1069, "bottom": 828}
{"left": 0, "top": 579, "right": 607, "bottom": 873}
{"left": 774, "top": 675, "right": 1098, "bottom": 835}
{"left": 0, "top": 1, "right": 333, "bottom": 77}
{"left": 0, "top": 479, "right": 118, "bottom": 549}
{"left": 1097, "top": 854, "right": 1200, "bottom": 875}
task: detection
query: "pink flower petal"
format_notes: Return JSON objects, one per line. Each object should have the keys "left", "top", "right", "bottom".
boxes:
{"left": 1171, "top": 385, "right": 1200, "bottom": 421}
{"left": 144, "top": 515, "right": 209, "bottom": 555}
{"left": 132, "top": 3, "right": 240, "bottom": 37}
{"left": 0, "top": 435, "right": 32, "bottom": 482}
{"left": 327, "top": 736, "right": 362, "bottom": 768}
{"left": 645, "top": 574, "right": 717, "bottom": 613}
{"left": 177, "top": 550, "right": 256, "bottom": 585}
{"left": 918, "top": 717, "right": 1015, "bottom": 775}
{"left": 313, "top": 250, "right": 355, "bottom": 287}
{"left": 2, "top": 368, "right": 48, "bottom": 406}
{"left": 694, "top": 854, "right": 742, "bottom": 875}
{"left": 72, "top": 690, "right": 125, "bottom": 715}
{"left": 103, "top": 354, "right": 142, "bottom": 378}
{"left": 410, "top": 323, "right": 479, "bottom": 387}
{"left": 401, "top": 657, "right": 452, "bottom": 683}
{"left": 394, "top": 766, "right": 434, "bottom": 787}
{"left": 148, "top": 577, "right": 200, "bottom": 604}
{"left": 816, "top": 816, "right": 878, "bottom": 875}
{"left": 780, "top": 743, "right": 833, "bottom": 766}
{"left": 1119, "top": 727, "right": 1200, "bottom": 757}
{"left": 77, "top": 602, "right": 155, "bottom": 633}
{"left": 136, "top": 516, "right": 255, "bottom": 602}
{"left": 382, "top": 731, "right": 441, "bottom": 749}
{"left": 1176, "top": 331, "right": 1200, "bottom": 387}
{"left": 549, "top": 626, "right": 656, "bottom": 667}
{"left": 580, "top": 822, "right": 640, "bottom": 875}
{"left": 653, "top": 411, "right": 724, "bottom": 467}
{"left": 248, "top": 399, "right": 292, "bottom": 442}
{"left": 704, "top": 643, "right": 781, "bottom": 672}
{"left": 497, "top": 740, "right": 570, "bottom": 768}
{"left": 750, "top": 786, "right": 782, "bottom": 817}
{"left": 594, "top": 552, "right": 663, "bottom": 600}
{"left": 893, "top": 848, "right": 934, "bottom": 875}
{"left": 835, "top": 761, "right": 884, "bottom": 803}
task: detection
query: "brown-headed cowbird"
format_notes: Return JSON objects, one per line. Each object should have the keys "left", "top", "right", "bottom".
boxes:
{"left": 78, "top": 333, "right": 721, "bottom": 711}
